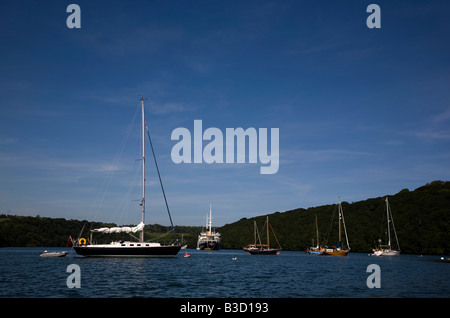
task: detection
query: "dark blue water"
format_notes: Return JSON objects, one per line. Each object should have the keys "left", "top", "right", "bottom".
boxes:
{"left": 0, "top": 247, "right": 448, "bottom": 298}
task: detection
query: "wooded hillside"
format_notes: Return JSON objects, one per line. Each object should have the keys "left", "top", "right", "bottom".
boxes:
{"left": 1, "top": 181, "right": 449, "bottom": 254}
{"left": 0, "top": 216, "right": 201, "bottom": 248}
{"left": 218, "top": 180, "right": 450, "bottom": 254}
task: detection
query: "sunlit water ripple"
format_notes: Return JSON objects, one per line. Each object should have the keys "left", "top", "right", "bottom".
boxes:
{"left": 0, "top": 247, "right": 448, "bottom": 298}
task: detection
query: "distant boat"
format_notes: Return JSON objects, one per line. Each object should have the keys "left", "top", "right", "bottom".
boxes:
{"left": 196, "top": 204, "right": 221, "bottom": 250}
{"left": 440, "top": 257, "right": 450, "bottom": 263}
{"left": 180, "top": 234, "right": 188, "bottom": 250}
{"left": 323, "top": 198, "right": 350, "bottom": 256}
{"left": 246, "top": 216, "right": 281, "bottom": 255}
{"left": 371, "top": 197, "right": 400, "bottom": 256}
{"left": 73, "top": 98, "right": 181, "bottom": 257}
{"left": 40, "top": 250, "right": 68, "bottom": 257}
{"left": 306, "top": 214, "right": 323, "bottom": 254}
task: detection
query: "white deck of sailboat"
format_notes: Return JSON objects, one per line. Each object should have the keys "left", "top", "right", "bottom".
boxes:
{"left": 81, "top": 241, "right": 163, "bottom": 248}
{"left": 197, "top": 232, "right": 221, "bottom": 240}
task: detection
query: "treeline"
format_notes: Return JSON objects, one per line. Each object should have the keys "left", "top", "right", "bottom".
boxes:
{"left": 1, "top": 181, "right": 449, "bottom": 254}
{"left": 218, "top": 180, "right": 450, "bottom": 254}
{"left": 0, "top": 215, "right": 202, "bottom": 248}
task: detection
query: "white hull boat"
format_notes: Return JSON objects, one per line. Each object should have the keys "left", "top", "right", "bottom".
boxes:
{"left": 370, "top": 197, "right": 400, "bottom": 256}
{"left": 40, "top": 250, "right": 68, "bottom": 257}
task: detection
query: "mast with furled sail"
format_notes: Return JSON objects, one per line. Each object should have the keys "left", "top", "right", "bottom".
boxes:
{"left": 73, "top": 98, "right": 181, "bottom": 257}
{"left": 140, "top": 97, "right": 145, "bottom": 243}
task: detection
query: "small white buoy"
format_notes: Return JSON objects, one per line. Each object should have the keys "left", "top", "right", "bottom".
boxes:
{"left": 232, "top": 257, "right": 237, "bottom": 261}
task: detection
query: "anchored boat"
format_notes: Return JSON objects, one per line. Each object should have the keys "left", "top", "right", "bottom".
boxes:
{"left": 323, "top": 198, "right": 350, "bottom": 256}
{"left": 245, "top": 216, "right": 281, "bottom": 255}
{"left": 371, "top": 197, "right": 400, "bottom": 256}
{"left": 196, "top": 204, "right": 221, "bottom": 250}
{"left": 40, "top": 250, "right": 68, "bottom": 257}
{"left": 306, "top": 214, "right": 323, "bottom": 254}
{"left": 73, "top": 98, "right": 181, "bottom": 257}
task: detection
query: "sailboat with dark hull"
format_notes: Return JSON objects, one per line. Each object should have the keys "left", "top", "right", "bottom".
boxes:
{"left": 73, "top": 98, "right": 181, "bottom": 257}
{"left": 245, "top": 216, "right": 281, "bottom": 255}
{"left": 196, "top": 204, "right": 221, "bottom": 250}
{"left": 74, "top": 242, "right": 181, "bottom": 257}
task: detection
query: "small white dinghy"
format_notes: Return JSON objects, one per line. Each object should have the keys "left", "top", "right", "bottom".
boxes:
{"left": 40, "top": 250, "right": 68, "bottom": 257}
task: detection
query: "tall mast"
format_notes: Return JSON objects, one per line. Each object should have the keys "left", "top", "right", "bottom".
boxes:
{"left": 267, "top": 216, "right": 270, "bottom": 249}
{"left": 338, "top": 197, "right": 342, "bottom": 243}
{"left": 315, "top": 214, "right": 319, "bottom": 247}
{"left": 386, "top": 197, "right": 391, "bottom": 249}
{"left": 254, "top": 221, "right": 257, "bottom": 245}
{"left": 209, "top": 203, "right": 212, "bottom": 233}
{"left": 140, "top": 97, "right": 145, "bottom": 242}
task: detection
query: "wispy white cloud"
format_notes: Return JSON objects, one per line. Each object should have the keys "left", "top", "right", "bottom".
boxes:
{"left": 400, "top": 108, "right": 450, "bottom": 141}
{"left": 409, "top": 129, "right": 450, "bottom": 141}
{"left": 85, "top": 82, "right": 197, "bottom": 115}
{"left": 281, "top": 148, "right": 374, "bottom": 165}
{"left": 0, "top": 152, "right": 125, "bottom": 183}
{"left": 0, "top": 137, "right": 17, "bottom": 145}
{"left": 432, "top": 108, "right": 450, "bottom": 123}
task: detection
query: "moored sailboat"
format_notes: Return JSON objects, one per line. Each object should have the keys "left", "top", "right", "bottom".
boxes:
{"left": 246, "top": 216, "right": 281, "bottom": 255}
{"left": 371, "top": 197, "right": 400, "bottom": 256}
{"left": 73, "top": 98, "right": 181, "bottom": 257}
{"left": 306, "top": 214, "right": 323, "bottom": 254}
{"left": 323, "top": 198, "right": 350, "bottom": 256}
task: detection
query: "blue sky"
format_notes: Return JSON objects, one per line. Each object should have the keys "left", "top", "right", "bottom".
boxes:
{"left": 1, "top": 1, "right": 449, "bottom": 227}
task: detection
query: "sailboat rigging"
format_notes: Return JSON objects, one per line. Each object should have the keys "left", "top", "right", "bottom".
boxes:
{"left": 323, "top": 198, "right": 350, "bottom": 256}
{"left": 244, "top": 216, "right": 281, "bottom": 255}
{"left": 371, "top": 197, "right": 400, "bottom": 256}
{"left": 73, "top": 98, "right": 181, "bottom": 257}
{"left": 306, "top": 214, "right": 323, "bottom": 254}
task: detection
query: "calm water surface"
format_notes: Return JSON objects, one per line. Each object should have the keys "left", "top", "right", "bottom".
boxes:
{"left": 0, "top": 247, "right": 448, "bottom": 298}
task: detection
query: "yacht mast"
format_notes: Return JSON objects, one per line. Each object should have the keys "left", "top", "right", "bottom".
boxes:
{"left": 254, "top": 221, "right": 257, "bottom": 245}
{"left": 140, "top": 97, "right": 145, "bottom": 242}
{"left": 338, "top": 197, "right": 342, "bottom": 243}
{"left": 209, "top": 204, "right": 212, "bottom": 233}
{"left": 315, "top": 214, "right": 319, "bottom": 247}
{"left": 387, "top": 197, "right": 393, "bottom": 249}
